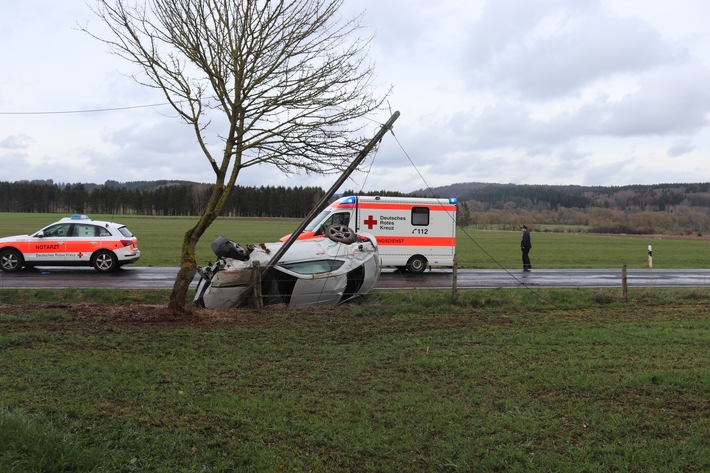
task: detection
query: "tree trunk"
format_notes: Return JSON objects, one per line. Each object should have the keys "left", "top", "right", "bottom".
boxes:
{"left": 168, "top": 176, "right": 236, "bottom": 312}
{"left": 168, "top": 206, "right": 221, "bottom": 313}
{"left": 168, "top": 228, "right": 200, "bottom": 313}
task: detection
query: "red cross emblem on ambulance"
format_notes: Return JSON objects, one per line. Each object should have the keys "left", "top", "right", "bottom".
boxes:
{"left": 364, "top": 215, "right": 377, "bottom": 229}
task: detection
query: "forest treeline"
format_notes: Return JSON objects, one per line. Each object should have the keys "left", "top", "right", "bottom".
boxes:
{"left": 1, "top": 181, "right": 326, "bottom": 218}
{"left": 4, "top": 180, "right": 710, "bottom": 235}
{"left": 0, "top": 180, "right": 404, "bottom": 219}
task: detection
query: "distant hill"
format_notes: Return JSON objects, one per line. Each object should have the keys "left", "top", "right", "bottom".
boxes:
{"left": 415, "top": 181, "right": 710, "bottom": 212}
{"left": 103, "top": 179, "right": 202, "bottom": 190}
{"left": 15, "top": 179, "right": 203, "bottom": 193}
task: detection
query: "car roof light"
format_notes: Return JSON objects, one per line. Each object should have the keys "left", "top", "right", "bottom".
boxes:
{"left": 341, "top": 196, "right": 356, "bottom": 205}
{"left": 449, "top": 197, "right": 458, "bottom": 204}
{"left": 70, "top": 214, "right": 90, "bottom": 220}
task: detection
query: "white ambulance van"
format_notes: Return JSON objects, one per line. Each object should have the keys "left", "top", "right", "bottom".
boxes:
{"left": 282, "top": 195, "right": 457, "bottom": 273}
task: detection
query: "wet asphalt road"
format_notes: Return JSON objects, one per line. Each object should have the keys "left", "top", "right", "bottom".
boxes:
{"left": 2, "top": 266, "right": 710, "bottom": 290}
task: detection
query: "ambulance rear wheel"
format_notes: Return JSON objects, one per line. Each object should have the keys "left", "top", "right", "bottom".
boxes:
{"left": 92, "top": 250, "right": 118, "bottom": 273}
{"left": 406, "top": 255, "right": 427, "bottom": 274}
{"left": 0, "top": 248, "right": 23, "bottom": 272}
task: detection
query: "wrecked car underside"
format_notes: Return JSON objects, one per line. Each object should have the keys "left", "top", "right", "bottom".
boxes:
{"left": 194, "top": 230, "right": 380, "bottom": 308}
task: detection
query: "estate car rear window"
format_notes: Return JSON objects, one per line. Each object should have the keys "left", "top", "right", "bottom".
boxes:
{"left": 118, "top": 226, "right": 134, "bottom": 237}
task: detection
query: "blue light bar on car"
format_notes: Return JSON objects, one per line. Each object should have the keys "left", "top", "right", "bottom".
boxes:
{"left": 449, "top": 197, "right": 458, "bottom": 204}
{"left": 70, "top": 214, "right": 90, "bottom": 220}
{"left": 341, "top": 196, "right": 357, "bottom": 205}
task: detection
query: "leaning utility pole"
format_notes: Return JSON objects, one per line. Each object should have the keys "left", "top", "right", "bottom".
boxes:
{"left": 237, "top": 111, "right": 400, "bottom": 308}
{"left": 262, "top": 111, "right": 400, "bottom": 274}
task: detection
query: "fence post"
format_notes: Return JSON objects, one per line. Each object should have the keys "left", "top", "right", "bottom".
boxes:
{"left": 251, "top": 261, "right": 263, "bottom": 309}
{"left": 622, "top": 263, "right": 628, "bottom": 301}
{"left": 647, "top": 245, "right": 653, "bottom": 269}
{"left": 452, "top": 253, "right": 458, "bottom": 302}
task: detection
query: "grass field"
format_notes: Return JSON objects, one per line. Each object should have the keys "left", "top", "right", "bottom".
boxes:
{"left": 1, "top": 214, "right": 709, "bottom": 471}
{"left": 2, "top": 212, "right": 710, "bottom": 269}
{"left": 1, "top": 289, "right": 708, "bottom": 472}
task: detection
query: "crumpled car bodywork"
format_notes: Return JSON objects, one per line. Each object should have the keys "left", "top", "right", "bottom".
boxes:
{"left": 194, "top": 233, "right": 380, "bottom": 308}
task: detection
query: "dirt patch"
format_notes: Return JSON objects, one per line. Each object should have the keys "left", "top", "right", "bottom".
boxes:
{"left": 0, "top": 302, "right": 330, "bottom": 330}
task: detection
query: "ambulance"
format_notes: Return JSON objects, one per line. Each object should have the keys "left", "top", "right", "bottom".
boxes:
{"left": 282, "top": 195, "right": 457, "bottom": 273}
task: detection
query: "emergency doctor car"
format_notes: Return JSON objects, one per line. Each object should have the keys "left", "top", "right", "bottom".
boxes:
{"left": 0, "top": 215, "right": 140, "bottom": 273}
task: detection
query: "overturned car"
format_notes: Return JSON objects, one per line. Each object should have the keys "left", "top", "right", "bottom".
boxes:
{"left": 194, "top": 226, "right": 380, "bottom": 308}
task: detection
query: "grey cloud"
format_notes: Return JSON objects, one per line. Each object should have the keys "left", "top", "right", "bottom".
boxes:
{"left": 598, "top": 64, "right": 710, "bottom": 136}
{"left": 450, "top": 61, "right": 710, "bottom": 156}
{"left": 102, "top": 120, "right": 198, "bottom": 166}
{"left": 464, "top": 0, "right": 680, "bottom": 99}
{"left": 1, "top": 134, "right": 32, "bottom": 149}
{"left": 667, "top": 140, "right": 694, "bottom": 157}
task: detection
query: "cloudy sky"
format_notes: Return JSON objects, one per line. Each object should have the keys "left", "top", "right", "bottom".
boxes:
{"left": 2, "top": 0, "right": 710, "bottom": 194}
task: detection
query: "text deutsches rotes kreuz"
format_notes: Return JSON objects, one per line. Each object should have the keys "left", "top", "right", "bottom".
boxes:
{"left": 378, "top": 215, "right": 405, "bottom": 230}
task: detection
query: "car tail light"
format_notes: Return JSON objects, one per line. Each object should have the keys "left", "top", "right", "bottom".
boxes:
{"left": 120, "top": 240, "right": 135, "bottom": 247}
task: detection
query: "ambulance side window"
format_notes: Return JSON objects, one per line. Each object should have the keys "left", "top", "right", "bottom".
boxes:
{"left": 411, "top": 207, "right": 430, "bottom": 226}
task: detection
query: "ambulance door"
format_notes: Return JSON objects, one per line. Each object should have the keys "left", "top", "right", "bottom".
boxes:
{"left": 64, "top": 223, "right": 99, "bottom": 263}
{"left": 26, "top": 223, "right": 69, "bottom": 263}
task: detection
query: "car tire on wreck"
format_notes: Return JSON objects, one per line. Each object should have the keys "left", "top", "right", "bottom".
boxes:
{"left": 326, "top": 225, "right": 357, "bottom": 244}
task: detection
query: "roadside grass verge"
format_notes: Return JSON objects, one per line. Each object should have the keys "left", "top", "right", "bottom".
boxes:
{"left": 1, "top": 288, "right": 708, "bottom": 472}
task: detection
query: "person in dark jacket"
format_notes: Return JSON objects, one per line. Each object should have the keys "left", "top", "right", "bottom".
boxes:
{"left": 520, "top": 225, "right": 532, "bottom": 271}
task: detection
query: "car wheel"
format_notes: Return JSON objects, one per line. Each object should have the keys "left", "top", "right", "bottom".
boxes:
{"left": 92, "top": 250, "right": 118, "bottom": 273}
{"left": 326, "top": 225, "right": 357, "bottom": 244}
{"left": 0, "top": 248, "right": 24, "bottom": 272}
{"left": 406, "top": 255, "right": 427, "bottom": 274}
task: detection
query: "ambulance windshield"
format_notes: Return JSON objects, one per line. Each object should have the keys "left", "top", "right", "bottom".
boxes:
{"left": 304, "top": 210, "right": 331, "bottom": 232}
{"left": 304, "top": 210, "right": 351, "bottom": 233}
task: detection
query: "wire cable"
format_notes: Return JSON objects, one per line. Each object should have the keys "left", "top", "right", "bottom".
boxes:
{"left": 0, "top": 102, "right": 173, "bottom": 115}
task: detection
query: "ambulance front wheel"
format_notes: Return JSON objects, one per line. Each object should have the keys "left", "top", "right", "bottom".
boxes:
{"left": 92, "top": 250, "right": 118, "bottom": 272}
{"left": 406, "top": 255, "right": 428, "bottom": 274}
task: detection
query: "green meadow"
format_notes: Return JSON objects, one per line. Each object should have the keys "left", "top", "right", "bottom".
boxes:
{"left": 1, "top": 212, "right": 709, "bottom": 269}
{"left": 1, "top": 213, "right": 709, "bottom": 471}
{"left": 0, "top": 289, "right": 708, "bottom": 472}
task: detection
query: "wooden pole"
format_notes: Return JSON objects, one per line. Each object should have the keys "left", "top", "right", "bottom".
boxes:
{"left": 452, "top": 253, "right": 458, "bottom": 302}
{"left": 251, "top": 261, "right": 263, "bottom": 310}
{"left": 622, "top": 263, "right": 627, "bottom": 301}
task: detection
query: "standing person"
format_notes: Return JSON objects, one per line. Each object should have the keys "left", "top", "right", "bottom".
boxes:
{"left": 520, "top": 225, "right": 532, "bottom": 271}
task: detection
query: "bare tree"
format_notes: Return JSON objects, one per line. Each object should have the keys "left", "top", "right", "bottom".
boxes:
{"left": 85, "top": 0, "right": 389, "bottom": 311}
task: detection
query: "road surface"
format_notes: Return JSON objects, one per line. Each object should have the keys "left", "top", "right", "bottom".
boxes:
{"left": 2, "top": 267, "right": 710, "bottom": 290}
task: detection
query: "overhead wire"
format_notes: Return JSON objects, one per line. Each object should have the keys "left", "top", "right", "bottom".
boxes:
{"left": 0, "top": 102, "right": 173, "bottom": 115}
